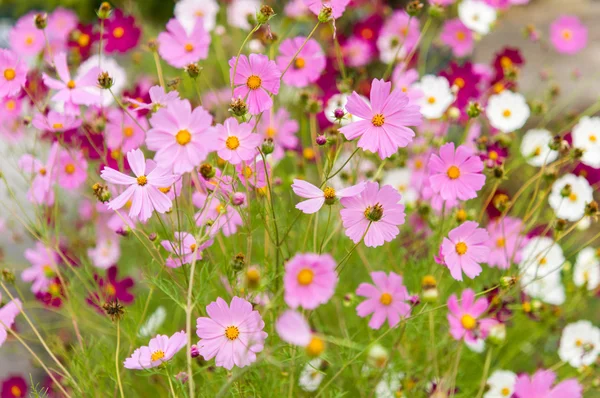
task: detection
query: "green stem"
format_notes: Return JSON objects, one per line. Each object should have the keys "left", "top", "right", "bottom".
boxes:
{"left": 281, "top": 22, "right": 321, "bottom": 78}
{"left": 476, "top": 347, "right": 493, "bottom": 398}
{"left": 116, "top": 320, "right": 125, "bottom": 398}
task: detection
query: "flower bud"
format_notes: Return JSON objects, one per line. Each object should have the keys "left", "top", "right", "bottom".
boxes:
{"left": 190, "top": 344, "right": 200, "bottom": 358}
{"left": 167, "top": 77, "right": 182, "bottom": 91}
{"left": 333, "top": 108, "right": 345, "bottom": 120}
{"left": 185, "top": 63, "right": 200, "bottom": 79}
{"left": 406, "top": 1, "right": 424, "bottom": 17}
{"left": 500, "top": 276, "right": 517, "bottom": 288}
{"left": 1, "top": 268, "right": 15, "bottom": 284}
{"left": 493, "top": 165, "right": 505, "bottom": 179}
{"left": 467, "top": 102, "right": 483, "bottom": 119}
{"left": 232, "top": 192, "right": 246, "bottom": 206}
{"left": 34, "top": 13, "right": 48, "bottom": 30}
{"left": 427, "top": 4, "right": 445, "bottom": 19}
{"left": 447, "top": 106, "right": 460, "bottom": 120}
{"left": 148, "top": 233, "right": 157, "bottom": 242}
{"left": 488, "top": 323, "right": 506, "bottom": 345}
{"left": 493, "top": 193, "right": 510, "bottom": 212}
{"left": 261, "top": 138, "right": 274, "bottom": 155}
{"left": 316, "top": 135, "right": 327, "bottom": 146}
{"left": 92, "top": 182, "right": 111, "bottom": 203}
{"left": 318, "top": 6, "right": 333, "bottom": 23}
{"left": 229, "top": 97, "right": 248, "bottom": 118}
{"left": 342, "top": 293, "right": 354, "bottom": 307}
{"left": 231, "top": 253, "right": 246, "bottom": 272}
{"left": 306, "top": 98, "right": 323, "bottom": 114}
{"left": 257, "top": 5, "right": 275, "bottom": 25}
{"left": 97, "top": 2, "right": 113, "bottom": 19}
{"left": 421, "top": 275, "right": 438, "bottom": 303}
{"left": 585, "top": 201, "right": 599, "bottom": 217}
{"left": 456, "top": 208, "right": 467, "bottom": 223}
{"left": 365, "top": 203, "right": 384, "bottom": 222}
{"left": 147, "top": 39, "right": 159, "bottom": 52}
{"left": 102, "top": 299, "right": 124, "bottom": 321}
{"left": 554, "top": 218, "right": 567, "bottom": 232}
{"left": 97, "top": 71, "right": 114, "bottom": 89}
{"left": 199, "top": 163, "right": 215, "bottom": 179}
{"left": 175, "top": 372, "right": 188, "bottom": 384}
{"left": 572, "top": 147, "right": 584, "bottom": 160}
{"left": 560, "top": 184, "right": 572, "bottom": 198}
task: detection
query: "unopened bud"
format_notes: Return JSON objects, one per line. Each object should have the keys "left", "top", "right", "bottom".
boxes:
{"left": 257, "top": 5, "right": 275, "bottom": 25}
{"left": 167, "top": 77, "right": 181, "bottom": 91}
{"left": 427, "top": 4, "right": 445, "bottom": 19}
{"left": 585, "top": 201, "right": 599, "bottom": 217}
{"left": 406, "top": 1, "right": 424, "bottom": 17}
{"left": 231, "top": 253, "right": 246, "bottom": 272}
{"left": 97, "top": 2, "right": 113, "bottom": 19}
{"left": 175, "top": 372, "right": 188, "bottom": 384}
{"left": 488, "top": 323, "right": 506, "bottom": 345}
{"left": 493, "top": 193, "right": 510, "bottom": 212}
{"left": 261, "top": 138, "right": 274, "bottom": 155}
{"left": 34, "top": 13, "right": 48, "bottom": 30}
{"left": 199, "top": 163, "right": 215, "bottom": 179}
{"left": 190, "top": 344, "right": 200, "bottom": 358}
{"left": 229, "top": 97, "right": 248, "bottom": 118}
{"left": 185, "top": 63, "right": 200, "bottom": 79}
{"left": 97, "top": 71, "right": 113, "bottom": 89}
{"left": 232, "top": 192, "right": 246, "bottom": 206}
{"left": 318, "top": 6, "right": 333, "bottom": 23}
{"left": 148, "top": 233, "right": 157, "bottom": 242}
{"left": 365, "top": 203, "right": 384, "bottom": 222}
{"left": 316, "top": 135, "right": 327, "bottom": 146}
{"left": 147, "top": 39, "right": 159, "bottom": 52}
{"left": 333, "top": 108, "right": 345, "bottom": 120}
{"left": 500, "top": 276, "right": 517, "bottom": 288}
{"left": 447, "top": 106, "right": 460, "bottom": 120}
{"left": 555, "top": 219, "right": 567, "bottom": 232}
{"left": 1, "top": 268, "right": 15, "bottom": 284}
{"left": 493, "top": 165, "right": 505, "bottom": 179}
{"left": 467, "top": 102, "right": 483, "bottom": 118}
{"left": 92, "top": 183, "right": 112, "bottom": 203}
{"left": 456, "top": 208, "right": 467, "bottom": 223}
{"left": 560, "top": 184, "right": 572, "bottom": 198}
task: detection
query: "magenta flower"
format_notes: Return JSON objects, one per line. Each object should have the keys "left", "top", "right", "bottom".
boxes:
{"left": 485, "top": 217, "right": 527, "bottom": 270}
{"left": 284, "top": 253, "right": 338, "bottom": 310}
{"left": 428, "top": 142, "right": 486, "bottom": 202}
{"left": 356, "top": 271, "right": 412, "bottom": 329}
{"left": 158, "top": 18, "right": 210, "bottom": 68}
{"left": 291, "top": 179, "right": 366, "bottom": 214}
{"left": 87, "top": 266, "right": 135, "bottom": 308}
{"left": 57, "top": 148, "right": 87, "bottom": 190}
{"left": 42, "top": 52, "right": 101, "bottom": 106}
{"left": 100, "top": 149, "right": 178, "bottom": 222}
{"left": 441, "top": 221, "right": 490, "bottom": 281}
{"left": 339, "top": 79, "right": 422, "bottom": 159}
{"left": 447, "top": 289, "right": 497, "bottom": 343}
{"left": 229, "top": 54, "right": 281, "bottom": 115}
{"left": 237, "top": 160, "right": 270, "bottom": 188}
{"left": 32, "top": 110, "right": 81, "bottom": 133}
{"left": 105, "top": 108, "right": 148, "bottom": 153}
{"left": 303, "top": 0, "right": 350, "bottom": 19}
{"left": 126, "top": 85, "right": 180, "bottom": 112}
{"left": 196, "top": 297, "right": 267, "bottom": 370}
{"left": 0, "top": 296, "right": 22, "bottom": 347}
{"left": 214, "top": 117, "right": 262, "bottom": 165}
{"left": 147, "top": 100, "right": 215, "bottom": 173}
{"left": 124, "top": 331, "right": 187, "bottom": 369}
{"left": 275, "top": 310, "right": 313, "bottom": 346}
{"left": 550, "top": 15, "right": 587, "bottom": 55}
{"left": 0, "top": 49, "right": 27, "bottom": 98}
{"left": 340, "top": 182, "right": 406, "bottom": 248}
{"left": 255, "top": 107, "right": 299, "bottom": 160}
{"left": 161, "top": 232, "right": 212, "bottom": 268}
{"left": 277, "top": 36, "right": 325, "bottom": 87}
{"left": 103, "top": 9, "right": 141, "bottom": 54}
{"left": 0, "top": 374, "right": 27, "bottom": 397}
{"left": 440, "top": 19, "right": 474, "bottom": 58}
{"left": 21, "top": 243, "right": 59, "bottom": 294}
{"left": 18, "top": 143, "right": 60, "bottom": 206}
{"left": 513, "top": 369, "right": 582, "bottom": 398}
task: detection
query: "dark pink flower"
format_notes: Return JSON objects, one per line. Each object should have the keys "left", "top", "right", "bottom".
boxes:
{"left": 103, "top": 9, "right": 141, "bottom": 54}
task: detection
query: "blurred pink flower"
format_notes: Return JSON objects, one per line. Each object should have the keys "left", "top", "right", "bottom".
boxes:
{"left": 42, "top": 52, "right": 101, "bottom": 106}
{"left": 550, "top": 15, "right": 587, "bottom": 55}
{"left": 284, "top": 253, "right": 338, "bottom": 310}
{"left": 158, "top": 18, "right": 210, "bottom": 68}
{"left": 105, "top": 108, "right": 148, "bottom": 152}
{"left": 0, "top": 296, "right": 22, "bottom": 347}
{"left": 485, "top": 217, "right": 527, "bottom": 270}
{"left": 440, "top": 19, "right": 474, "bottom": 58}
{"left": 32, "top": 110, "right": 81, "bottom": 133}
{"left": 303, "top": 0, "right": 350, "bottom": 19}
{"left": 21, "top": 243, "right": 59, "bottom": 294}
{"left": 57, "top": 148, "right": 88, "bottom": 190}
{"left": 161, "top": 232, "right": 212, "bottom": 268}
{"left": 255, "top": 107, "right": 299, "bottom": 160}
{"left": 277, "top": 36, "right": 325, "bottom": 87}
{"left": 9, "top": 13, "right": 45, "bottom": 56}
{"left": 447, "top": 288, "right": 497, "bottom": 343}
{"left": 441, "top": 221, "right": 490, "bottom": 281}
{"left": 0, "top": 49, "right": 28, "bottom": 98}
{"left": 126, "top": 85, "right": 180, "bottom": 112}
{"left": 513, "top": 370, "right": 582, "bottom": 398}
{"left": 124, "top": 331, "right": 187, "bottom": 369}
{"left": 237, "top": 159, "right": 270, "bottom": 188}
{"left": 356, "top": 271, "right": 412, "bottom": 329}
{"left": 18, "top": 143, "right": 60, "bottom": 206}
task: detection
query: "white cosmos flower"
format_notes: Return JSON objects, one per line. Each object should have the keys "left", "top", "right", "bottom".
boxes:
{"left": 484, "top": 370, "right": 517, "bottom": 398}
{"left": 325, "top": 93, "right": 368, "bottom": 126}
{"left": 520, "top": 129, "right": 558, "bottom": 167}
{"left": 174, "top": 0, "right": 219, "bottom": 34}
{"left": 87, "top": 237, "right": 121, "bottom": 269}
{"left": 465, "top": 338, "right": 485, "bottom": 353}
{"left": 574, "top": 247, "right": 600, "bottom": 290}
{"left": 79, "top": 55, "right": 126, "bottom": 107}
{"left": 298, "top": 358, "right": 325, "bottom": 392}
{"left": 572, "top": 116, "right": 600, "bottom": 168}
{"left": 548, "top": 174, "right": 593, "bottom": 222}
{"left": 228, "top": 0, "right": 260, "bottom": 30}
{"left": 486, "top": 91, "right": 530, "bottom": 133}
{"left": 377, "top": 33, "right": 408, "bottom": 64}
{"left": 413, "top": 75, "right": 454, "bottom": 119}
{"left": 375, "top": 371, "right": 404, "bottom": 398}
{"left": 558, "top": 320, "right": 600, "bottom": 367}
{"left": 522, "top": 271, "right": 565, "bottom": 305}
{"left": 138, "top": 306, "right": 167, "bottom": 337}
{"left": 519, "top": 236, "right": 565, "bottom": 279}
{"left": 382, "top": 168, "right": 417, "bottom": 206}
{"left": 458, "top": 0, "right": 497, "bottom": 35}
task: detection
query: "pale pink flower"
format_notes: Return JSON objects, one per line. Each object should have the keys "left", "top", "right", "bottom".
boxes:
{"left": 342, "top": 37, "right": 373, "bottom": 68}
{"left": 256, "top": 107, "right": 299, "bottom": 160}
{"left": 42, "top": 52, "right": 101, "bottom": 106}
{"left": 513, "top": 369, "right": 582, "bottom": 398}
{"left": 485, "top": 217, "right": 527, "bottom": 270}
{"left": 0, "top": 296, "right": 22, "bottom": 347}
{"left": 124, "top": 331, "right": 187, "bottom": 369}
{"left": 57, "top": 148, "right": 87, "bottom": 190}
{"left": 440, "top": 19, "right": 474, "bottom": 57}
{"left": 447, "top": 289, "right": 497, "bottom": 343}
{"left": 340, "top": 182, "right": 406, "bottom": 248}
{"left": 126, "top": 85, "right": 180, "bottom": 112}
{"left": 32, "top": 111, "right": 82, "bottom": 133}
{"left": 356, "top": 271, "right": 412, "bottom": 329}
{"left": 87, "top": 236, "right": 121, "bottom": 269}
{"left": 194, "top": 191, "right": 243, "bottom": 237}
{"left": 339, "top": 79, "right": 422, "bottom": 159}
{"left": 277, "top": 36, "right": 325, "bottom": 87}
{"left": 214, "top": 117, "right": 262, "bottom": 165}
{"left": 303, "top": 0, "right": 350, "bottom": 19}
{"left": 391, "top": 67, "right": 423, "bottom": 103}
{"left": 275, "top": 310, "right": 326, "bottom": 355}
{"left": 196, "top": 297, "right": 267, "bottom": 370}
{"left": 237, "top": 159, "right": 270, "bottom": 188}
{"left": 47, "top": 8, "right": 78, "bottom": 40}
{"left": 550, "top": 16, "right": 587, "bottom": 55}
{"left": 18, "top": 143, "right": 60, "bottom": 206}
{"left": 0, "top": 96, "right": 22, "bottom": 120}
{"left": 229, "top": 54, "right": 281, "bottom": 115}
{"left": 9, "top": 14, "right": 45, "bottom": 56}
{"left": 100, "top": 149, "right": 178, "bottom": 222}
{"left": 441, "top": 221, "right": 490, "bottom": 281}
{"left": 0, "top": 49, "right": 28, "bottom": 98}
{"left": 105, "top": 108, "right": 148, "bottom": 152}
{"left": 21, "top": 243, "right": 59, "bottom": 294}
{"left": 284, "top": 253, "right": 338, "bottom": 310}
{"left": 158, "top": 18, "right": 211, "bottom": 68}
{"left": 292, "top": 179, "right": 366, "bottom": 214}
{"left": 161, "top": 232, "right": 213, "bottom": 268}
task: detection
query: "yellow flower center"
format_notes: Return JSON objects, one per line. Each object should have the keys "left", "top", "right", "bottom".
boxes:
{"left": 122, "top": 126, "right": 134, "bottom": 137}
{"left": 575, "top": 339, "right": 583, "bottom": 347}
{"left": 501, "top": 387, "right": 511, "bottom": 396}
{"left": 42, "top": 264, "right": 54, "bottom": 277}
{"left": 5, "top": 99, "right": 15, "bottom": 110}
{"left": 11, "top": 385, "right": 22, "bottom": 397}
{"left": 589, "top": 134, "right": 597, "bottom": 143}
{"left": 415, "top": 159, "right": 423, "bottom": 169}
{"left": 137, "top": 175, "right": 148, "bottom": 186}
{"left": 266, "top": 127, "right": 276, "bottom": 138}
{"left": 113, "top": 27, "right": 125, "bottom": 39}
{"left": 456, "top": 209, "right": 467, "bottom": 222}
{"left": 447, "top": 165, "right": 460, "bottom": 180}
{"left": 500, "top": 56, "right": 512, "bottom": 69}
{"left": 496, "top": 238, "right": 505, "bottom": 248}
{"left": 226, "top": 136, "right": 240, "bottom": 150}
{"left": 150, "top": 350, "right": 165, "bottom": 362}
{"left": 39, "top": 167, "right": 47, "bottom": 176}
{"left": 460, "top": 314, "right": 476, "bottom": 330}
{"left": 454, "top": 77, "right": 465, "bottom": 89}
{"left": 533, "top": 146, "right": 542, "bottom": 157}
{"left": 246, "top": 75, "right": 262, "bottom": 90}
{"left": 371, "top": 113, "right": 385, "bottom": 127}
{"left": 562, "top": 29, "right": 572, "bottom": 40}
{"left": 64, "top": 163, "right": 75, "bottom": 174}
{"left": 379, "top": 293, "right": 393, "bottom": 305}
{"left": 225, "top": 325, "right": 240, "bottom": 340}
{"left": 493, "top": 83, "right": 505, "bottom": 94}
{"left": 189, "top": 243, "right": 197, "bottom": 252}
{"left": 569, "top": 192, "right": 578, "bottom": 202}
{"left": 455, "top": 242, "right": 468, "bottom": 255}
{"left": 159, "top": 186, "right": 171, "bottom": 193}
{"left": 297, "top": 268, "right": 314, "bottom": 285}
{"left": 25, "top": 36, "right": 34, "bottom": 46}
{"left": 456, "top": 31, "right": 466, "bottom": 41}
{"left": 502, "top": 109, "right": 512, "bottom": 118}
{"left": 67, "top": 80, "right": 76, "bottom": 89}
{"left": 3, "top": 68, "right": 16, "bottom": 81}
{"left": 78, "top": 33, "right": 90, "bottom": 47}
{"left": 243, "top": 166, "right": 253, "bottom": 179}
{"left": 50, "top": 123, "right": 64, "bottom": 131}
{"left": 539, "top": 256, "right": 547, "bottom": 265}
{"left": 246, "top": 268, "right": 260, "bottom": 285}
{"left": 48, "top": 282, "right": 61, "bottom": 297}
{"left": 323, "top": 186, "right": 336, "bottom": 200}
{"left": 489, "top": 150, "right": 498, "bottom": 160}
{"left": 427, "top": 96, "right": 436, "bottom": 104}
{"left": 184, "top": 43, "right": 194, "bottom": 52}
{"left": 105, "top": 283, "right": 116, "bottom": 296}
{"left": 303, "top": 147, "right": 315, "bottom": 160}
{"left": 176, "top": 129, "right": 192, "bottom": 145}
{"left": 306, "top": 336, "right": 325, "bottom": 357}
{"left": 295, "top": 57, "right": 306, "bottom": 69}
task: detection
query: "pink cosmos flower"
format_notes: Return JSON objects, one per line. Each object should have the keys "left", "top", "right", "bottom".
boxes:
{"left": 32, "top": 111, "right": 81, "bottom": 133}
{"left": 440, "top": 19, "right": 474, "bottom": 58}
{"left": 0, "top": 49, "right": 27, "bottom": 98}
{"left": 340, "top": 182, "right": 406, "bottom": 248}
{"left": 214, "top": 117, "right": 262, "bottom": 165}
{"left": 0, "top": 96, "right": 22, "bottom": 120}
{"left": 9, "top": 14, "right": 45, "bottom": 56}
{"left": 513, "top": 369, "right": 582, "bottom": 398}
{"left": 342, "top": 37, "right": 373, "bottom": 68}
{"left": 126, "top": 85, "right": 180, "bottom": 112}
{"left": 105, "top": 108, "right": 148, "bottom": 153}
{"left": 47, "top": 8, "right": 78, "bottom": 40}
{"left": 194, "top": 192, "right": 243, "bottom": 237}
{"left": 147, "top": 99, "right": 215, "bottom": 173}
{"left": 284, "top": 253, "right": 338, "bottom": 310}
{"left": 161, "top": 232, "right": 212, "bottom": 268}
{"left": 275, "top": 310, "right": 326, "bottom": 355}
{"left": 158, "top": 18, "right": 210, "bottom": 68}
{"left": 21, "top": 243, "right": 59, "bottom": 294}
{"left": 441, "top": 221, "right": 490, "bottom": 281}
{"left": 391, "top": 67, "right": 423, "bottom": 103}
{"left": 256, "top": 107, "right": 299, "bottom": 160}
{"left": 447, "top": 289, "right": 497, "bottom": 343}
{"left": 277, "top": 36, "right": 325, "bottom": 87}
{"left": 18, "top": 143, "right": 60, "bottom": 206}
{"left": 103, "top": 9, "right": 142, "bottom": 54}
{"left": 124, "top": 331, "right": 187, "bottom": 369}
{"left": 88, "top": 236, "right": 121, "bottom": 269}
{"left": 291, "top": 179, "right": 366, "bottom": 214}
{"left": 356, "top": 271, "right": 412, "bottom": 329}
{"left": 237, "top": 160, "right": 270, "bottom": 188}
{"left": 229, "top": 54, "right": 281, "bottom": 115}
{"left": 339, "top": 79, "right": 422, "bottom": 159}
{"left": 0, "top": 296, "right": 22, "bottom": 347}
{"left": 196, "top": 297, "right": 267, "bottom": 370}
{"left": 485, "top": 216, "right": 527, "bottom": 270}
{"left": 303, "top": 0, "right": 350, "bottom": 19}
{"left": 100, "top": 149, "right": 178, "bottom": 222}
{"left": 428, "top": 142, "right": 485, "bottom": 202}
{"left": 42, "top": 52, "right": 101, "bottom": 106}
{"left": 57, "top": 149, "right": 87, "bottom": 190}
{"left": 550, "top": 16, "right": 587, "bottom": 55}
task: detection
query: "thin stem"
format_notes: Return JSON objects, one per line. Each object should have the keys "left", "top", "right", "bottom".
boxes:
{"left": 115, "top": 320, "right": 125, "bottom": 398}
{"left": 476, "top": 347, "right": 493, "bottom": 398}
{"left": 231, "top": 25, "right": 261, "bottom": 96}
{"left": 185, "top": 249, "right": 199, "bottom": 398}
{"left": 336, "top": 223, "right": 371, "bottom": 272}
{"left": 449, "top": 344, "right": 463, "bottom": 397}
{"left": 428, "top": 311, "right": 440, "bottom": 379}
{"left": 281, "top": 22, "right": 321, "bottom": 78}
{"left": 153, "top": 51, "right": 166, "bottom": 89}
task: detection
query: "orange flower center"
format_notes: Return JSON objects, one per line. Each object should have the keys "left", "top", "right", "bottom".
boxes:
{"left": 225, "top": 325, "right": 240, "bottom": 340}
{"left": 589, "top": 134, "right": 597, "bottom": 143}
{"left": 361, "top": 28, "right": 374, "bottom": 40}
{"left": 64, "top": 163, "right": 75, "bottom": 174}
{"left": 454, "top": 77, "right": 465, "bottom": 88}
{"left": 176, "top": 129, "right": 192, "bottom": 145}
{"left": 502, "top": 109, "right": 512, "bottom": 118}
{"left": 5, "top": 99, "right": 15, "bottom": 110}
{"left": 569, "top": 192, "right": 578, "bottom": 202}
{"left": 323, "top": 186, "right": 336, "bottom": 200}
{"left": 67, "top": 80, "right": 76, "bottom": 89}
{"left": 427, "top": 96, "right": 436, "bottom": 104}
{"left": 489, "top": 150, "right": 499, "bottom": 160}
{"left": 150, "top": 350, "right": 165, "bottom": 361}
{"left": 455, "top": 242, "right": 468, "bottom": 255}
{"left": 379, "top": 292, "right": 393, "bottom": 305}
{"left": 562, "top": 29, "right": 573, "bottom": 40}
{"left": 501, "top": 387, "right": 511, "bottom": 396}
{"left": 460, "top": 314, "right": 476, "bottom": 330}
{"left": 246, "top": 75, "right": 262, "bottom": 90}
{"left": 52, "top": 123, "right": 64, "bottom": 130}
{"left": 371, "top": 113, "right": 385, "bottom": 127}
{"left": 226, "top": 136, "right": 240, "bottom": 150}
{"left": 11, "top": 385, "right": 22, "bottom": 397}
{"left": 105, "top": 283, "right": 116, "bottom": 296}
{"left": 496, "top": 238, "right": 505, "bottom": 248}
{"left": 266, "top": 127, "right": 276, "bottom": 138}
{"left": 25, "top": 36, "right": 34, "bottom": 46}
{"left": 184, "top": 43, "right": 194, "bottom": 52}
{"left": 137, "top": 175, "right": 148, "bottom": 186}
{"left": 297, "top": 268, "right": 314, "bottom": 285}
{"left": 456, "top": 31, "right": 466, "bottom": 41}
{"left": 113, "top": 27, "right": 125, "bottom": 39}
{"left": 78, "top": 33, "right": 90, "bottom": 47}
{"left": 3, "top": 68, "right": 16, "bottom": 81}
{"left": 294, "top": 57, "right": 306, "bottom": 69}
{"left": 123, "top": 126, "right": 134, "bottom": 137}
{"left": 500, "top": 56, "right": 512, "bottom": 69}
{"left": 243, "top": 166, "right": 253, "bottom": 179}
{"left": 447, "top": 165, "right": 460, "bottom": 179}
{"left": 306, "top": 336, "right": 325, "bottom": 357}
